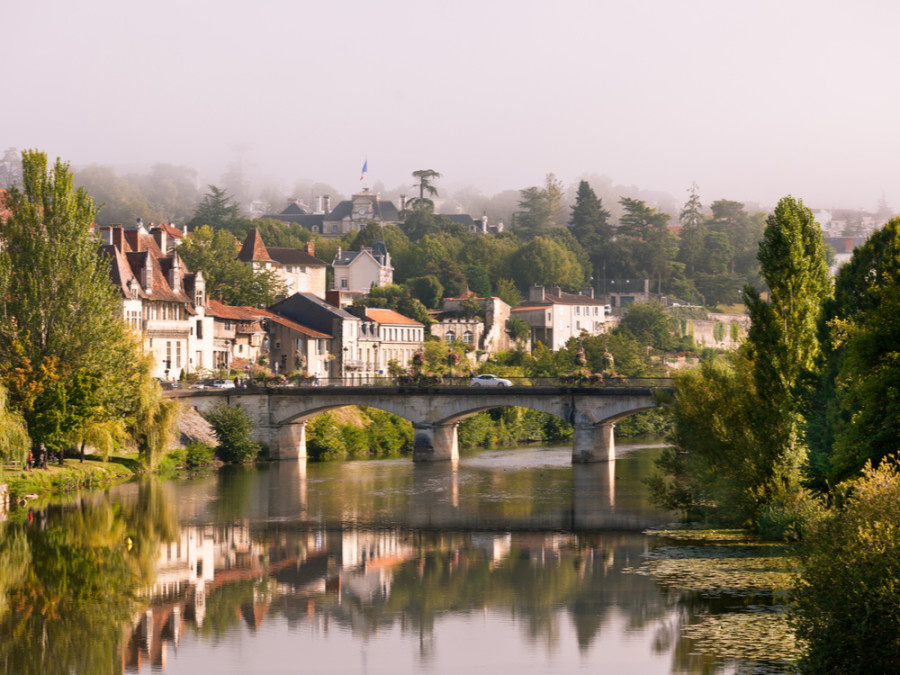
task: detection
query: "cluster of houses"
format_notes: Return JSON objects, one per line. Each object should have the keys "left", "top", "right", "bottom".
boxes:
{"left": 95, "top": 192, "right": 615, "bottom": 382}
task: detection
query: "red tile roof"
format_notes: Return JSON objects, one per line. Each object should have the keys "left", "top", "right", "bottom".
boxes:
{"left": 364, "top": 308, "right": 423, "bottom": 325}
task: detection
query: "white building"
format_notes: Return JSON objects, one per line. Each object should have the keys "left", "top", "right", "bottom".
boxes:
{"left": 332, "top": 240, "right": 393, "bottom": 293}
{"left": 512, "top": 285, "right": 608, "bottom": 351}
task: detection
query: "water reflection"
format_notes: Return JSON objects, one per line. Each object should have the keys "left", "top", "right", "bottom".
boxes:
{"left": 0, "top": 445, "right": 793, "bottom": 674}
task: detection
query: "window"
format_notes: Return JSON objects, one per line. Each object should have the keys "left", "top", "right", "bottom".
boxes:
{"left": 463, "top": 331, "right": 473, "bottom": 344}
{"left": 593, "top": 307, "right": 598, "bottom": 316}
{"left": 341, "top": 278, "right": 348, "bottom": 289}
{"left": 575, "top": 307, "right": 580, "bottom": 315}
{"left": 176, "top": 341, "right": 182, "bottom": 368}
{"left": 445, "top": 331, "right": 455, "bottom": 343}
{"left": 196, "top": 320, "right": 203, "bottom": 339}
{"left": 317, "top": 339, "right": 326, "bottom": 354}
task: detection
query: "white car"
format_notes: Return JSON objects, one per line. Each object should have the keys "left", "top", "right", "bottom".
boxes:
{"left": 212, "top": 379, "right": 236, "bottom": 389}
{"left": 470, "top": 374, "right": 512, "bottom": 387}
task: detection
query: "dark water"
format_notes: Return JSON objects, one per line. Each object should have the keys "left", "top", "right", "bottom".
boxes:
{"left": 0, "top": 444, "right": 795, "bottom": 674}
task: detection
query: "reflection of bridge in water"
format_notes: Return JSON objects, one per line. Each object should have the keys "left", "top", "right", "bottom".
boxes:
{"left": 170, "top": 383, "right": 671, "bottom": 462}
{"left": 126, "top": 457, "right": 672, "bottom": 670}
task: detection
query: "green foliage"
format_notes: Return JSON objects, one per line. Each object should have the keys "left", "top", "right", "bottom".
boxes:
{"left": 188, "top": 184, "right": 241, "bottom": 230}
{"left": 619, "top": 303, "right": 675, "bottom": 351}
{"left": 0, "top": 382, "right": 29, "bottom": 465}
{"left": 183, "top": 442, "right": 216, "bottom": 468}
{"left": 178, "top": 225, "right": 285, "bottom": 306}
{"left": 204, "top": 402, "right": 261, "bottom": 463}
{"left": 509, "top": 236, "right": 588, "bottom": 291}
{"left": 305, "top": 408, "right": 412, "bottom": 461}
{"left": 807, "top": 218, "right": 900, "bottom": 487}
{"left": 494, "top": 277, "right": 522, "bottom": 307}
{"left": 792, "top": 458, "right": 900, "bottom": 672}
{"left": 0, "top": 151, "right": 156, "bottom": 459}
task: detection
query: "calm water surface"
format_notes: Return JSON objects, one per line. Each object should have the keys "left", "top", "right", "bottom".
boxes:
{"left": 0, "top": 443, "right": 794, "bottom": 674}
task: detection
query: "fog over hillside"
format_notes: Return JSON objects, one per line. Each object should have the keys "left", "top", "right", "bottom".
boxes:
{"left": 4, "top": 1, "right": 900, "bottom": 216}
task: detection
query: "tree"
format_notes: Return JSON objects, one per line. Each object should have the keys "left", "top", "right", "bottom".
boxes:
{"left": 740, "top": 196, "right": 829, "bottom": 507}
{"left": 188, "top": 185, "right": 241, "bottom": 230}
{"left": 406, "top": 275, "right": 444, "bottom": 309}
{"left": 408, "top": 169, "right": 442, "bottom": 211}
{"left": 516, "top": 174, "right": 566, "bottom": 238}
{"left": 494, "top": 278, "right": 522, "bottom": 308}
{"left": 677, "top": 182, "right": 706, "bottom": 276}
{"left": 0, "top": 383, "right": 28, "bottom": 465}
{"left": 655, "top": 196, "right": 830, "bottom": 526}
{"left": 204, "top": 402, "right": 261, "bottom": 463}
{"left": 509, "top": 237, "right": 588, "bottom": 291}
{"left": 807, "top": 218, "right": 900, "bottom": 485}
{"left": 0, "top": 151, "right": 149, "bottom": 459}
{"left": 568, "top": 180, "right": 612, "bottom": 258}
{"left": 793, "top": 458, "right": 900, "bottom": 673}
{"left": 618, "top": 303, "right": 674, "bottom": 351}
{"left": 0, "top": 147, "right": 22, "bottom": 189}
{"left": 177, "top": 225, "right": 284, "bottom": 306}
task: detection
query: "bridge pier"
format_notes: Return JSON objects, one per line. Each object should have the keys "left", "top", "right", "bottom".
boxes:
{"left": 572, "top": 422, "right": 615, "bottom": 463}
{"left": 269, "top": 421, "right": 308, "bottom": 461}
{"left": 413, "top": 422, "right": 459, "bottom": 462}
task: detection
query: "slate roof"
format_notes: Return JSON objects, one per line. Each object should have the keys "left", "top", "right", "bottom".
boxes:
{"left": 326, "top": 199, "right": 401, "bottom": 221}
{"left": 237, "top": 229, "right": 272, "bottom": 262}
{"left": 266, "top": 247, "right": 326, "bottom": 267}
{"left": 256, "top": 308, "right": 331, "bottom": 339}
{"left": 514, "top": 288, "right": 606, "bottom": 309}
{"left": 443, "top": 214, "right": 475, "bottom": 227}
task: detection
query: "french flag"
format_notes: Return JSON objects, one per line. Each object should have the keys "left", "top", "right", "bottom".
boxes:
{"left": 360, "top": 159, "right": 368, "bottom": 181}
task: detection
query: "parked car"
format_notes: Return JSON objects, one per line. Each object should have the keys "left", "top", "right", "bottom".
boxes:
{"left": 470, "top": 374, "right": 512, "bottom": 387}
{"left": 212, "top": 379, "right": 236, "bottom": 389}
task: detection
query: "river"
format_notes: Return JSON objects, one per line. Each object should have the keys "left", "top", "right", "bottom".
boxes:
{"left": 0, "top": 443, "right": 796, "bottom": 674}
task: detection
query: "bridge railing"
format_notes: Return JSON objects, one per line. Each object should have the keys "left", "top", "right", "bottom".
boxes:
{"left": 192, "top": 375, "right": 673, "bottom": 390}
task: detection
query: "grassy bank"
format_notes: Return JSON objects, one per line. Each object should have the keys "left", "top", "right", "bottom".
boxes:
{"left": 1, "top": 456, "right": 143, "bottom": 502}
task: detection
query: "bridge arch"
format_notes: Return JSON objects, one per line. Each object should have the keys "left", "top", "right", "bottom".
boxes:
{"left": 171, "top": 386, "right": 666, "bottom": 464}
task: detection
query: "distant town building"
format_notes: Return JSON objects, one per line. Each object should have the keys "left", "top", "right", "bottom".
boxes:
{"left": 237, "top": 228, "right": 327, "bottom": 299}
{"left": 512, "top": 285, "right": 608, "bottom": 351}
{"left": 261, "top": 189, "right": 402, "bottom": 239}
{"left": 332, "top": 240, "right": 393, "bottom": 293}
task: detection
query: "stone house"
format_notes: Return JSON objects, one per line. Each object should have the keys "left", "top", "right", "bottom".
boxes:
{"left": 332, "top": 240, "right": 393, "bottom": 293}
{"left": 237, "top": 229, "right": 327, "bottom": 299}
{"left": 512, "top": 285, "right": 608, "bottom": 351}
{"left": 100, "top": 222, "right": 215, "bottom": 379}
{"left": 429, "top": 294, "right": 524, "bottom": 356}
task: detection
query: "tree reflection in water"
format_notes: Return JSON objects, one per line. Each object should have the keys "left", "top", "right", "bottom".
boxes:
{"left": 0, "top": 478, "right": 178, "bottom": 675}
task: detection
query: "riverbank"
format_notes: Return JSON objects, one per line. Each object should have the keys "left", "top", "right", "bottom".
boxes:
{"left": 1, "top": 457, "right": 142, "bottom": 504}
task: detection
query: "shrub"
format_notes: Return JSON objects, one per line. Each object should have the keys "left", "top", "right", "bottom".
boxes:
{"left": 184, "top": 442, "right": 216, "bottom": 468}
{"left": 792, "top": 457, "right": 900, "bottom": 672}
{"left": 203, "top": 403, "right": 261, "bottom": 464}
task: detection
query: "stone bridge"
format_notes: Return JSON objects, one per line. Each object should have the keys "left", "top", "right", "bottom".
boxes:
{"left": 169, "top": 384, "right": 670, "bottom": 463}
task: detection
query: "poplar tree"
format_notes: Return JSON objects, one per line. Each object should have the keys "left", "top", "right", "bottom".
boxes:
{"left": 0, "top": 151, "right": 168, "bottom": 462}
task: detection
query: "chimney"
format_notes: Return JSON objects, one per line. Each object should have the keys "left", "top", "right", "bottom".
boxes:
{"left": 579, "top": 287, "right": 594, "bottom": 299}
{"left": 112, "top": 226, "right": 125, "bottom": 253}
{"left": 529, "top": 285, "right": 545, "bottom": 302}
{"left": 305, "top": 240, "right": 315, "bottom": 257}
{"left": 168, "top": 256, "right": 181, "bottom": 291}
{"left": 335, "top": 246, "right": 342, "bottom": 260}
{"left": 400, "top": 195, "right": 406, "bottom": 211}
{"left": 142, "top": 256, "right": 153, "bottom": 292}
{"left": 152, "top": 227, "right": 167, "bottom": 254}
{"left": 550, "top": 285, "right": 562, "bottom": 298}
{"left": 315, "top": 195, "right": 323, "bottom": 213}
{"left": 323, "top": 195, "right": 331, "bottom": 213}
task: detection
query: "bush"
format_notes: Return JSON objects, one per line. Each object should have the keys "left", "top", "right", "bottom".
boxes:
{"left": 204, "top": 403, "right": 261, "bottom": 464}
{"left": 792, "top": 457, "right": 900, "bottom": 672}
{"left": 184, "top": 442, "right": 216, "bottom": 468}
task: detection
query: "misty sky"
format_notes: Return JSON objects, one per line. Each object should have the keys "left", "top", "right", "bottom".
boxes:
{"left": 6, "top": 0, "right": 900, "bottom": 212}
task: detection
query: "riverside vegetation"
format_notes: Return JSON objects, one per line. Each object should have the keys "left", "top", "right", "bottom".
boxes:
{"left": 649, "top": 198, "right": 900, "bottom": 671}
